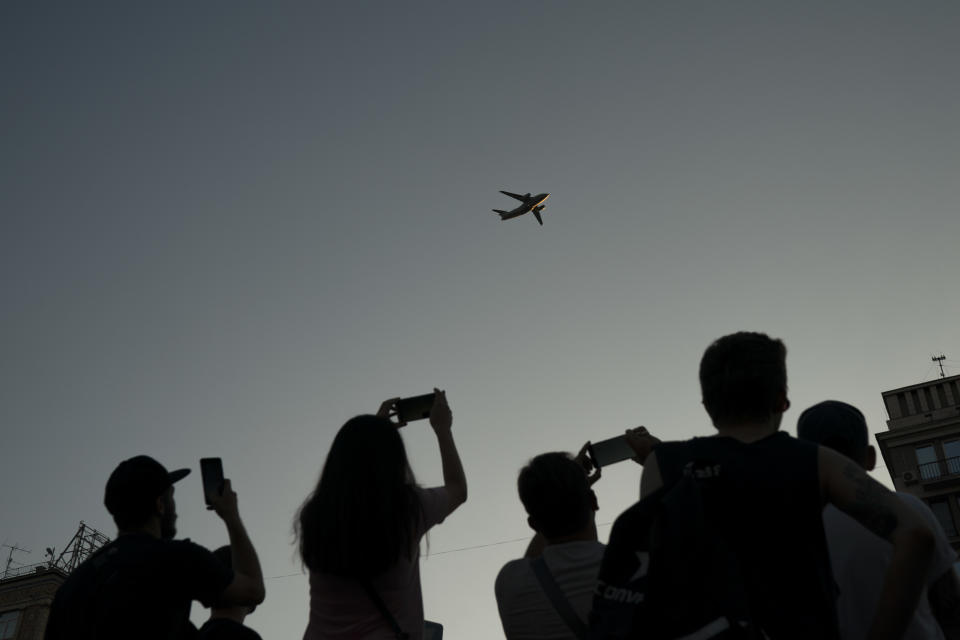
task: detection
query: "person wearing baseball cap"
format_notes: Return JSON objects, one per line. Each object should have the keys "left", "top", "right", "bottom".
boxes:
{"left": 45, "top": 455, "right": 266, "bottom": 640}
{"left": 798, "top": 401, "right": 960, "bottom": 640}
{"left": 103, "top": 455, "right": 191, "bottom": 539}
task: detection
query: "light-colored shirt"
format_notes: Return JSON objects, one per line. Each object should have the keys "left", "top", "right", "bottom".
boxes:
{"left": 495, "top": 540, "right": 606, "bottom": 640}
{"left": 824, "top": 492, "right": 957, "bottom": 640}
{"left": 304, "top": 486, "right": 453, "bottom": 640}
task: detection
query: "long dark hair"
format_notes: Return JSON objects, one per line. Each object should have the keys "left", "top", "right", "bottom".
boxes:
{"left": 296, "top": 415, "right": 422, "bottom": 578}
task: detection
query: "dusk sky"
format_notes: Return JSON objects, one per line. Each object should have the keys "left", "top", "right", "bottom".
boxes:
{"left": 3, "top": 2, "right": 960, "bottom": 638}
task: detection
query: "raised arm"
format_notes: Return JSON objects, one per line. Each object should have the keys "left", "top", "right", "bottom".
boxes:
{"left": 430, "top": 389, "right": 467, "bottom": 508}
{"left": 819, "top": 446, "right": 935, "bottom": 640}
{"left": 639, "top": 451, "right": 663, "bottom": 499}
{"left": 625, "top": 426, "right": 661, "bottom": 467}
{"left": 210, "top": 479, "right": 266, "bottom": 606}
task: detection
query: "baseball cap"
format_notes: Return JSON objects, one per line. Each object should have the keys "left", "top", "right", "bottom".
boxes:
{"left": 104, "top": 455, "right": 191, "bottom": 519}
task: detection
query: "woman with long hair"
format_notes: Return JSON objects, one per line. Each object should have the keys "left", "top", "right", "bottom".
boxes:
{"left": 296, "top": 389, "right": 467, "bottom": 639}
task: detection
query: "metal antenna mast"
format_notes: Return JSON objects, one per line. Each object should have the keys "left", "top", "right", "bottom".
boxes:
{"left": 2, "top": 543, "right": 32, "bottom": 579}
{"left": 50, "top": 522, "right": 110, "bottom": 573}
{"left": 933, "top": 354, "right": 947, "bottom": 378}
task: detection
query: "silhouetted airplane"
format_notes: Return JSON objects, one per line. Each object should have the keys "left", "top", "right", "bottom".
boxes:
{"left": 493, "top": 191, "right": 550, "bottom": 226}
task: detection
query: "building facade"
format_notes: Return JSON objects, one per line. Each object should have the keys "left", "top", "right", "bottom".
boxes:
{"left": 876, "top": 373, "right": 960, "bottom": 550}
{"left": 0, "top": 522, "right": 108, "bottom": 640}
{"left": 0, "top": 566, "right": 67, "bottom": 640}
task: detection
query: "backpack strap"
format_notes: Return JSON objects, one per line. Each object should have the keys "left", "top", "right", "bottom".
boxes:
{"left": 531, "top": 556, "right": 588, "bottom": 640}
{"left": 359, "top": 579, "right": 410, "bottom": 640}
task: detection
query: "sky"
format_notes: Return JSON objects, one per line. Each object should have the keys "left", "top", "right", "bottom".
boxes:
{"left": 2, "top": 2, "right": 960, "bottom": 638}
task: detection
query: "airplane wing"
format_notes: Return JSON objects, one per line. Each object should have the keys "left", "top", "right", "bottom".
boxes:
{"left": 499, "top": 190, "right": 527, "bottom": 202}
{"left": 533, "top": 209, "right": 543, "bottom": 225}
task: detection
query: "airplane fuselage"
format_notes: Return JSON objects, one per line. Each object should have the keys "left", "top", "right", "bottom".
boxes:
{"left": 493, "top": 190, "right": 550, "bottom": 225}
{"left": 501, "top": 193, "right": 549, "bottom": 218}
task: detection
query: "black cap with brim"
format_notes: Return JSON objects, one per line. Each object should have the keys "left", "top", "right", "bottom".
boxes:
{"left": 168, "top": 468, "right": 191, "bottom": 484}
{"left": 105, "top": 455, "right": 191, "bottom": 519}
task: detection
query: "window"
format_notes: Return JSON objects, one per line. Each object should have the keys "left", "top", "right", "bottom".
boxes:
{"left": 917, "top": 445, "right": 940, "bottom": 480}
{"left": 945, "top": 441, "right": 960, "bottom": 475}
{"left": 931, "top": 499, "right": 958, "bottom": 537}
{"left": 0, "top": 611, "right": 20, "bottom": 640}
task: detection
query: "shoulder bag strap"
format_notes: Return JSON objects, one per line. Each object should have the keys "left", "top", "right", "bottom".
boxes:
{"left": 531, "top": 556, "right": 588, "bottom": 640}
{"left": 359, "top": 579, "right": 410, "bottom": 640}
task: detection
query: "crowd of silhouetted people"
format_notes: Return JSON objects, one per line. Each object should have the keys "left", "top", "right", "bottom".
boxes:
{"left": 43, "top": 332, "right": 959, "bottom": 640}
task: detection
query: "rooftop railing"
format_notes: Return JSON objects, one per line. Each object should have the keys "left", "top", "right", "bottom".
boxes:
{"left": 0, "top": 562, "right": 53, "bottom": 581}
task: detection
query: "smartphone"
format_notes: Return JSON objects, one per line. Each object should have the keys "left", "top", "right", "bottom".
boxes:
{"left": 587, "top": 435, "right": 636, "bottom": 468}
{"left": 200, "top": 457, "right": 224, "bottom": 507}
{"left": 395, "top": 392, "right": 436, "bottom": 425}
{"left": 424, "top": 621, "right": 443, "bottom": 640}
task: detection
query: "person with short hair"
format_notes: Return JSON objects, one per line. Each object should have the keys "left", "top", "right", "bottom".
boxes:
{"left": 197, "top": 545, "right": 263, "bottom": 640}
{"left": 45, "top": 455, "right": 265, "bottom": 640}
{"left": 798, "top": 400, "right": 960, "bottom": 640}
{"left": 633, "top": 332, "right": 936, "bottom": 640}
{"left": 496, "top": 433, "right": 658, "bottom": 640}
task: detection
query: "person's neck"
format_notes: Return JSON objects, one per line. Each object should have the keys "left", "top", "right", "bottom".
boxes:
{"left": 117, "top": 521, "right": 162, "bottom": 539}
{"left": 545, "top": 522, "right": 598, "bottom": 546}
{"left": 714, "top": 420, "right": 780, "bottom": 443}
{"left": 210, "top": 608, "right": 247, "bottom": 624}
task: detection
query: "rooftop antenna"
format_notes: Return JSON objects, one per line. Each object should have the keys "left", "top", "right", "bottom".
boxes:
{"left": 933, "top": 354, "right": 947, "bottom": 379}
{"left": 51, "top": 521, "right": 110, "bottom": 574}
{"left": 2, "top": 543, "right": 32, "bottom": 579}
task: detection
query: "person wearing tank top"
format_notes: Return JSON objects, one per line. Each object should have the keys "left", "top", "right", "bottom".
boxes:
{"left": 639, "top": 332, "right": 937, "bottom": 640}
{"left": 654, "top": 433, "right": 836, "bottom": 639}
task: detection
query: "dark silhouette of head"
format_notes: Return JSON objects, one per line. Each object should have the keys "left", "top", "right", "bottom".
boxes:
{"left": 518, "top": 452, "right": 595, "bottom": 540}
{"left": 104, "top": 455, "right": 189, "bottom": 538}
{"left": 296, "top": 415, "right": 421, "bottom": 578}
{"left": 699, "top": 332, "right": 789, "bottom": 428}
{"left": 797, "top": 400, "right": 876, "bottom": 470}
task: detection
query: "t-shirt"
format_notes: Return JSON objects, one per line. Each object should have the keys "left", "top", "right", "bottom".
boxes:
{"left": 197, "top": 618, "right": 264, "bottom": 640}
{"left": 303, "top": 486, "right": 454, "bottom": 640}
{"left": 824, "top": 492, "right": 958, "bottom": 640}
{"left": 45, "top": 533, "right": 234, "bottom": 640}
{"left": 495, "top": 540, "right": 606, "bottom": 639}
{"left": 652, "top": 433, "right": 839, "bottom": 640}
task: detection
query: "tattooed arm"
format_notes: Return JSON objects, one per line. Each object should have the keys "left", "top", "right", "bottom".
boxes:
{"left": 820, "top": 446, "right": 935, "bottom": 640}
{"left": 929, "top": 568, "right": 960, "bottom": 640}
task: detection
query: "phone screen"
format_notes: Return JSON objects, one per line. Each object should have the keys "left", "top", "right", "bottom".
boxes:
{"left": 588, "top": 436, "right": 636, "bottom": 468}
{"left": 200, "top": 457, "right": 224, "bottom": 507}
{"left": 395, "top": 393, "right": 436, "bottom": 425}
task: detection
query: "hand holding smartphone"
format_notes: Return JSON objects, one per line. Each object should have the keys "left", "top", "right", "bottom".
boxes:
{"left": 585, "top": 427, "right": 660, "bottom": 469}
{"left": 394, "top": 392, "right": 437, "bottom": 426}
{"left": 200, "top": 457, "right": 224, "bottom": 509}
{"left": 586, "top": 436, "right": 637, "bottom": 469}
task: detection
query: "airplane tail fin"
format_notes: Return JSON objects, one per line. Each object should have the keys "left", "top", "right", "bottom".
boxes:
{"left": 533, "top": 209, "right": 543, "bottom": 225}
{"left": 493, "top": 209, "right": 510, "bottom": 219}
